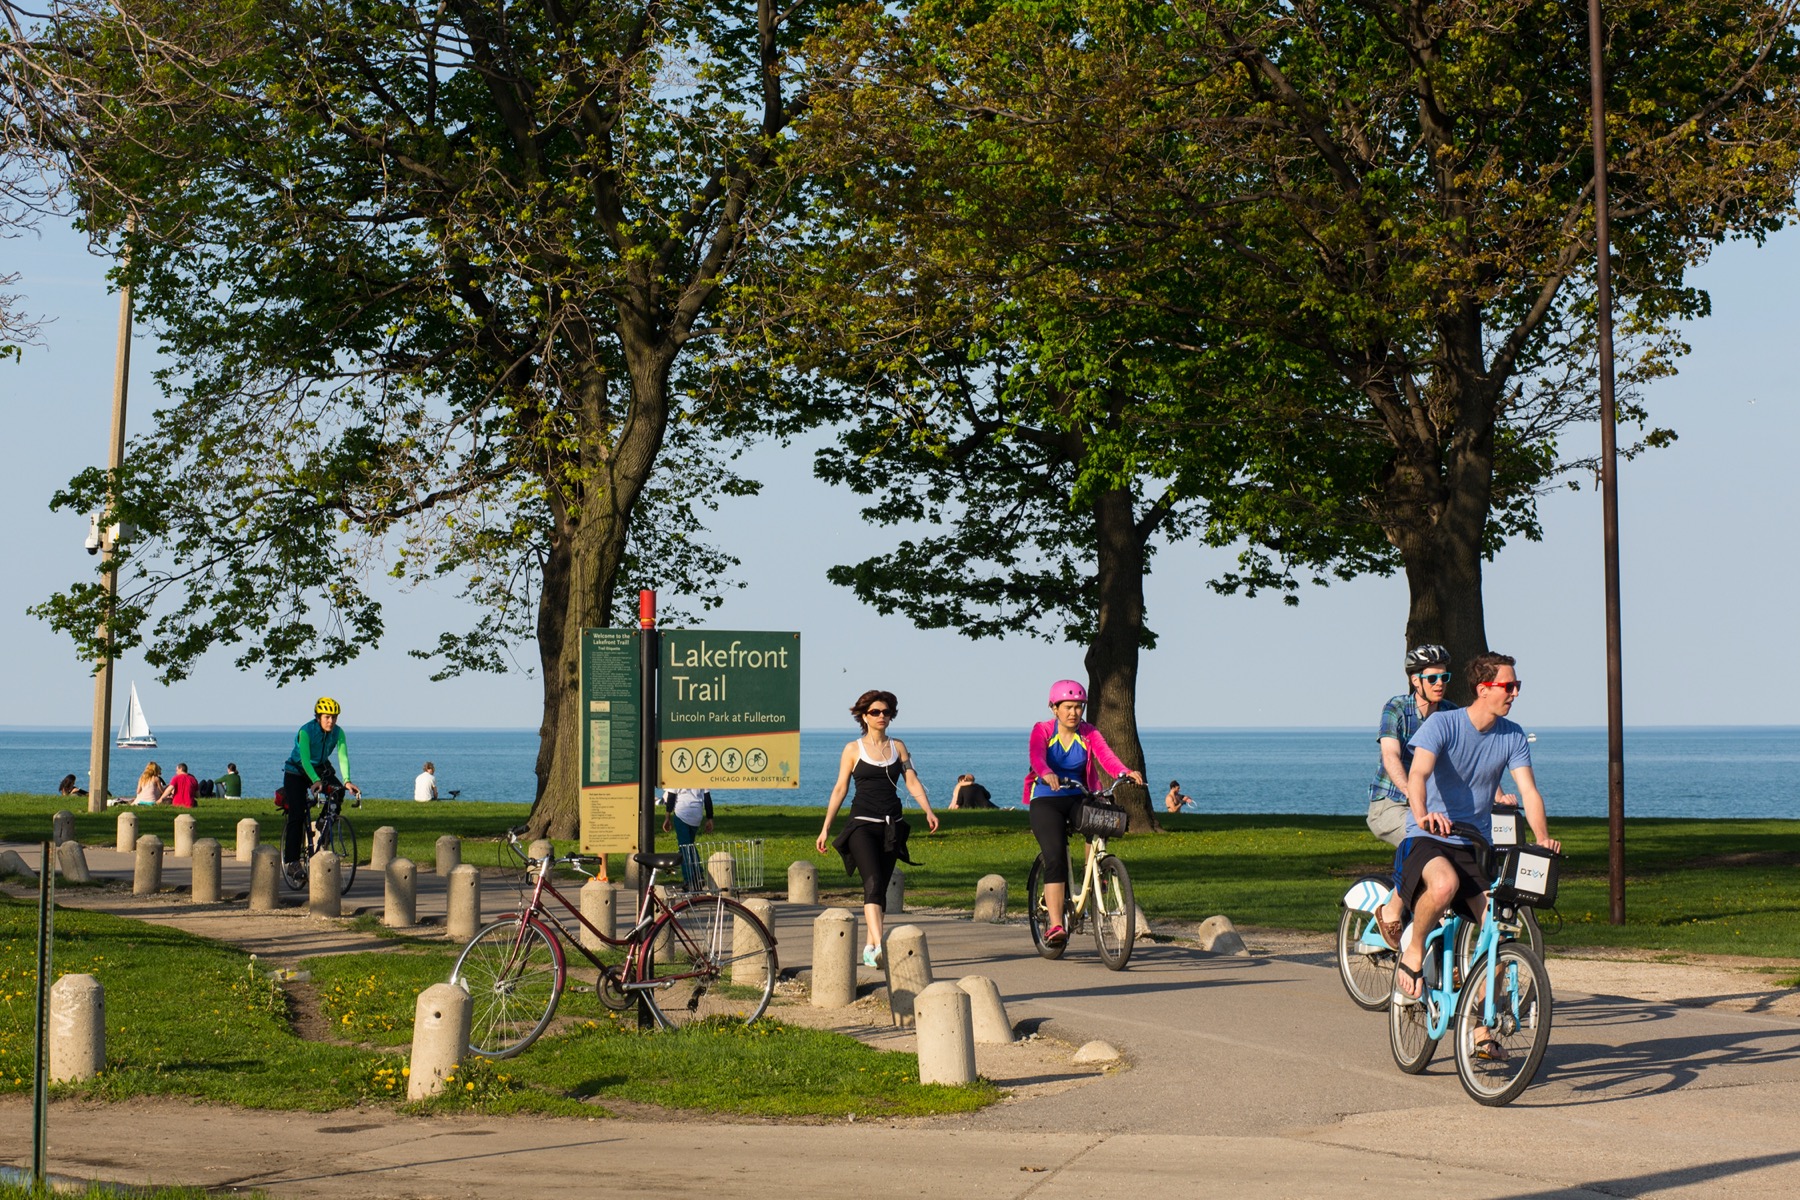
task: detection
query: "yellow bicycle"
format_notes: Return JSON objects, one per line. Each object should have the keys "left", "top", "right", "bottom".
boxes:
{"left": 1026, "top": 783, "right": 1136, "bottom": 970}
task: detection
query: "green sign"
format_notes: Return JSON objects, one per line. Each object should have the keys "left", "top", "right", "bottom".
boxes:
{"left": 658, "top": 630, "right": 800, "bottom": 789}
{"left": 579, "top": 629, "right": 640, "bottom": 787}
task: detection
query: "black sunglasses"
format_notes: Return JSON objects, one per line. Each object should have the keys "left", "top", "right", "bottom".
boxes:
{"left": 864, "top": 707, "right": 894, "bottom": 718}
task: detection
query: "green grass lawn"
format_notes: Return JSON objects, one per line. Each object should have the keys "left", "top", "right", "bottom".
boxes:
{"left": 0, "top": 894, "right": 997, "bottom": 1117}
{"left": 6, "top": 793, "right": 1798, "bottom": 958}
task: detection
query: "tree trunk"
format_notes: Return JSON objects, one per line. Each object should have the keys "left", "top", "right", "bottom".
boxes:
{"left": 1389, "top": 348, "right": 1496, "bottom": 706}
{"left": 1083, "top": 486, "right": 1159, "bottom": 833}
{"left": 528, "top": 347, "right": 675, "bottom": 839}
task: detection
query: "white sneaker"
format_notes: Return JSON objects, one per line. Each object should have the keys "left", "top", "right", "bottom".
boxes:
{"left": 861, "top": 945, "right": 880, "bottom": 968}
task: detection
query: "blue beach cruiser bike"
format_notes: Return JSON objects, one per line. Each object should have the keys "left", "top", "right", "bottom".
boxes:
{"left": 1384, "top": 822, "right": 1560, "bottom": 1105}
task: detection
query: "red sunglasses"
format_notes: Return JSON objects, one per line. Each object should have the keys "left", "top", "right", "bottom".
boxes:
{"left": 1477, "top": 680, "right": 1523, "bottom": 695}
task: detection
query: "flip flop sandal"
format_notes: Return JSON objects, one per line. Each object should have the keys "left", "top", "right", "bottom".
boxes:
{"left": 1473, "top": 1037, "right": 1509, "bottom": 1063}
{"left": 1376, "top": 910, "right": 1405, "bottom": 951}
{"left": 1392, "top": 960, "right": 1425, "bottom": 1004}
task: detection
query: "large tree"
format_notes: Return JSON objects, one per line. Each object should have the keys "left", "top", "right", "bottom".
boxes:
{"left": 23, "top": 0, "right": 838, "bottom": 834}
{"left": 791, "top": 0, "right": 1800, "bottom": 701}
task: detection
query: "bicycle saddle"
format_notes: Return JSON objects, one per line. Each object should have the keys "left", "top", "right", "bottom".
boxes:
{"left": 633, "top": 852, "right": 683, "bottom": 870}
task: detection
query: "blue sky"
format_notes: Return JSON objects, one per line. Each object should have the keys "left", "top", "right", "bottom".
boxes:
{"left": 4, "top": 218, "right": 1797, "bottom": 732}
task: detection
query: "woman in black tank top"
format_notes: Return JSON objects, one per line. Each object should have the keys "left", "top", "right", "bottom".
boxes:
{"left": 817, "top": 689, "right": 941, "bottom": 967}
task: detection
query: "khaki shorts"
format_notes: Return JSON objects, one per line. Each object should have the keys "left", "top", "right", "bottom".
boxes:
{"left": 1365, "top": 798, "right": 1408, "bottom": 847}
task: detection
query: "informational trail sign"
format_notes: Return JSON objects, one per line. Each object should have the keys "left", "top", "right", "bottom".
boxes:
{"left": 658, "top": 631, "right": 800, "bottom": 789}
{"left": 579, "top": 629, "right": 642, "bottom": 854}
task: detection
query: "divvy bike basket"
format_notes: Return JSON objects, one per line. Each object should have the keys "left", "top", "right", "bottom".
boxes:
{"left": 1494, "top": 845, "right": 1560, "bottom": 908}
{"left": 1074, "top": 800, "right": 1129, "bottom": 839}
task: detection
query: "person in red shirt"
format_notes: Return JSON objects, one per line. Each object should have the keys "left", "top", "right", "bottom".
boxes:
{"left": 161, "top": 763, "right": 200, "bottom": 808}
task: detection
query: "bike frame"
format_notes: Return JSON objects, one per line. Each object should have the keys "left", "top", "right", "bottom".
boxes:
{"left": 1412, "top": 901, "right": 1520, "bottom": 1040}
{"left": 497, "top": 853, "right": 719, "bottom": 994}
{"left": 1066, "top": 835, "right": 1108, "bottom": 919}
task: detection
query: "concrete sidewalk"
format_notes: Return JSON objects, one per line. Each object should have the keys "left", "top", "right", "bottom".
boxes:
{"left": 6, "top": 835, "right": 1800, "bottom": 1197}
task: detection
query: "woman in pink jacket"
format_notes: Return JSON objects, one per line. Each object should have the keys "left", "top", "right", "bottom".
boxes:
{"left": 1027, "top": 680, "right": 1144, "bottom": 947}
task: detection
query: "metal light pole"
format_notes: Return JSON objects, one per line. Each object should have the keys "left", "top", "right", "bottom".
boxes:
{"left": 1587, "top": 0, "right": 1627, "bottom": 924}
{"left": 86, "top": 249, "right": 133, "bottom": 813}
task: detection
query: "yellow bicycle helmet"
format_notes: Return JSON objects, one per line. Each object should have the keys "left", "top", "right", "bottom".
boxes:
{"left": 314, "top": 696, "right": 342, "bottom": 716}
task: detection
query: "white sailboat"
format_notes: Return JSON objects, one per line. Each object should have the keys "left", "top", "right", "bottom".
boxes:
{"left": 116, "top": 682, "right": 157, "bottom": 748}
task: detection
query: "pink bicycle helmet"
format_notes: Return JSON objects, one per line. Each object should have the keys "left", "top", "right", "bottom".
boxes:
{"left": 1047, "top": 679, "right": 1088, "bottom": 706}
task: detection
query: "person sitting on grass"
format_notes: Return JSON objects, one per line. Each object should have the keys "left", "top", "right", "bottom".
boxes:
{"left": 134, "top": 762, "right": 165, "bottom": 806}
{"left": 58, "top": 773, "right": 88, "bottom": 798}
{"left": 1394, "top": 652, "right": 1559, "bottom": 1057}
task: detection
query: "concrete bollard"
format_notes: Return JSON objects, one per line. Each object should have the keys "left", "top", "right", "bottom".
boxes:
{"left": 885, "top": 868, "right": 905, "bottom": 914}
{"left": 956, "top": 975, "right": 1015, "bottom": 1044}
{"left": 1134, "top": 904, "right": 1152, "bottom": 939}
{"left": 133, "top": 835, "right": 164, "bottom": 896}
{"left": 249, "top": 845, "right": 282, "bottom": 911}
{"left": 370, "top": 826, "right": 399, "bottom": 873}
{"left": 1197, "top": 914, "right": 1250, "bottom": 956}
{"left": 651, "top": 885, "right": 674, "bottom": 956}
{"left": 0, "top": 849, "right": 34, "bottom": 879}
{"left": 733, "top": 898, "right": 774, "bottom": 989}
{"left": 49, "top": 974, "right": 106, "bottom": 1083}
{"left": 191, "top": 838, "right": 222, "bottom": 904}
{"left": 915, "top": 981, "right": 978, "bottom": 1085}
{"left": 53, "top": 810, "right": 77, "bottom": 845}
{"left": 172, "top": 813, "right": 196, "bottom": 858}
{"left": 707, "top": 850, "right": 735, "bottom": 893}
{"left": 116, "top": 810, "right": 138, "bottom": 854}
{"left": 810, "top": 908, "right": 858, "bottom": 1008}
{"left": 309, "top": 850, "right": 343, "bottom": 917}
{"left": 787, "top": 860, "right": 818, "bottom": 905}
{"left": 235, "top": 817, "right": 259, "bottom": 863}
{"left": 527, "top": 838, "right": 554, "bottom": 863}
{"left": 407, "top": 983, "right": 472, "bottom": 1100}
{"left": 384, "top": 858, "right": 417, "bottom": 928}
{"left": 883, "top": 924, "right": 932, "bottom": 1027}
{"left": 435, "top": 835, "right": 461, "bottom": 876}
{"left": 973, "top": 874, "right": 1008, "bottom": 923}
{"left": 580, "top": 878, "right": 617, "bottom": 948}
{"left": 446, "top": 863, "right": 481, "bottom": 942}
{"left": 55, "top": 841, "right": 93, "bottom": 885}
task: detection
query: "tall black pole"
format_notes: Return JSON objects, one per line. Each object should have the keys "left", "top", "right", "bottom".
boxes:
{"left": 1588, "top": 0, "right": 1627, "bottom": 924}
{"left": 636, "top": 590, "right": 659, "bottom": 1029}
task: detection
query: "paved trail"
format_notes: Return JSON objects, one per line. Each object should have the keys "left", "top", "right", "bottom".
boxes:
{"left": 5, "top": 839, "right": 1800, "bottom": 1197}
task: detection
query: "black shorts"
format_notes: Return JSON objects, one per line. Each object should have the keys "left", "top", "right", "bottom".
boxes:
{"left": 1399, "top": 838, "right": 1489, "bottom": 920}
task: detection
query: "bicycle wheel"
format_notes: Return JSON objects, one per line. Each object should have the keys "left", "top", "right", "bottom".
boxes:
{"left": 282, "top": 853, "right": 308, "bottom": 892}
{"left": 1025, "top": 856, "right": 1066, "bottom": 960}
{"left": 1454, "top": 941, "right": 1553, "bottom": 1106}
{"left": 639, "top": 894, "right": 777, "bottom": 1031}
{"left": 1338, "top": 875, "right": 1396, "bottom": 1011}
{"left": 1389, "top": 962, "right": 1439, "bottom": 1074}
{"left": 452, "top": 917, "right": 566, "bottom": 1058}
{"left": 330, "top": 816, "right": 357, "bottom": 893}
{"left": 1090, "top": 854, "right": 1136, "bottom": 971}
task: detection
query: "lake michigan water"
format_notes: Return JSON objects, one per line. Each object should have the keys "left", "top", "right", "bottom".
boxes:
{"left": 2, "top": 725, "right": 1795, "bottom": 819}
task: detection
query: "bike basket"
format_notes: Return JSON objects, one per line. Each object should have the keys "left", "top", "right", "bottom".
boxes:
{"left": 1494, "top": 845, "right": 1559, "bottom": 908}
{"left": 1074, "top": 801, "right": 1129, "bottom": 839}
{"left": 677, "top": 838, "right": 765, "bottom": 894}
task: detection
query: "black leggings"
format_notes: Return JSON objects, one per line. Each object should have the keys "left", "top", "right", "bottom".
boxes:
{"left": 844, "top": 820, "right": 897, "bottom": 905}
{"left": 1029, "top": 794, "right": 1082, "bottom": 885}
{"left": 282, "top": 771, "right": 314, "bottom": 863}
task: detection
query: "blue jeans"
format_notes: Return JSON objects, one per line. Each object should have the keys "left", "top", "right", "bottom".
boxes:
{"left": 671, "top": 816, "right": 700, "bottom": 888}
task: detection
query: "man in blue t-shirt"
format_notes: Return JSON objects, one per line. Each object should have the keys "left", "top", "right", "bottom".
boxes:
{"left": 1394, "top": 652, "right": 1560, "bottom": 1002}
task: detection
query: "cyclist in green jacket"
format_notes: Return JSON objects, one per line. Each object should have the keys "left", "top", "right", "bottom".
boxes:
{"left": 282, "top": 697, "right": 360, "bottom": 869}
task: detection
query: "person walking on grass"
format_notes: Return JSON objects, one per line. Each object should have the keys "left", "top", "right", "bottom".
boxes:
{"left": 662, "top": 786, "right": 714, "bottom": 889}
{"left": 816, "top": 689, "right": 939, "bottom": 968}
{"left": 1027, "top": 680, "right": 1144, "bottom": 949}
